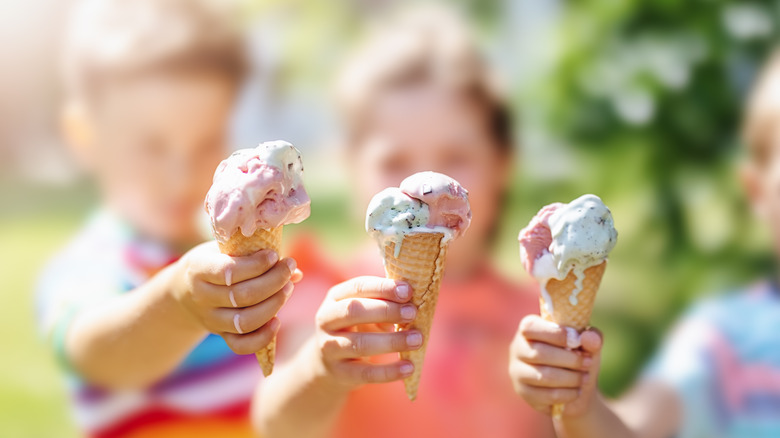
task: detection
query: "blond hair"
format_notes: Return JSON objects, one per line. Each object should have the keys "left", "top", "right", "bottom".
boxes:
{"left": 63, "top": 0, "right": 248, "bottom": 100}
{"left": 335, "top": 5, "right": 513, "bottom": 152}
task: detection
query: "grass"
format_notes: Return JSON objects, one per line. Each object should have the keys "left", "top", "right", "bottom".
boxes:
{"left": 0, "top": 184, "right": 91, "bottom": 438}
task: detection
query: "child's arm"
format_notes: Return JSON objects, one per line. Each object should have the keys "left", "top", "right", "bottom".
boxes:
{"left": 253, "top": 276, "right": 418, "bottom": 438}
{"left": 65, "top": 242, "right": 297, "bottom": 388}
{"left": 509, "top": 315, "right": 681, "bottom": 438}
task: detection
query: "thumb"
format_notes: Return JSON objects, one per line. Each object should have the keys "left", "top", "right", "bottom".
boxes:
{"left": 580, "top": 327, "right": 603, "bottom": 354}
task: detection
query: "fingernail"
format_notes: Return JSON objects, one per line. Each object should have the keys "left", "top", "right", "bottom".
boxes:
{"left": 396, "top": 284, "right": 410, "bottom": 299}
{"left": 400, "top": 363, "right": 414, "bottom": 375}
{"left": 267, "top": 251, "right": 279, "bottom": 265}
{"left": 582, "top": 372, "right": 590, "bottom": 384}
{"left": 283, "top": 282, "right": 294, "bottom": 297}
{"left": 582, "top": 357, "right": 593, "bottom": 368}
{"left": 225, "top": 266, "right": 233, "bottom": 287}
{"left": 407, "top": 332, "right": 422, "bottom": 347}
{"left": 285, "top": 258, "right": 297, "bottom": 273}
{"left": 229, "top": 290, "right": 238, "bottom": 308}
{"left": 233, "top": 314, "right": 243, "bottom": 335}
{"left": 269, "top": 318, "right": 281, "bottom": 332}
{"left": 400, "top": 305, "right": 416, "bottom": 320}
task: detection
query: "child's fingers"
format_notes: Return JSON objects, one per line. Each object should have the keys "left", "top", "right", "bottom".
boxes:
{"left": 579, "top": 329, "right": 603, "bottom": 395}
{"left": 514, "top": 362, "right": 584, "bottom": 389}
{"left": 227, "top": 260, "right": 294, "bottom": 307}
{"left": 515, "top": 339, "right": 590, "bottom": 371}
{"left": 291, "top": 268, "right": 304, "bottom": 283}
{"left": 228, "top": 253, "right": 288, "bottom": 285}
{"left": 212, "top": 283, "right": 293, "bottom": 334}
{"left": 191, "top": 246, "right": 279, "bottom": 285}
{"left": 518, "top": 315, "right": 569, "bottom": 348}
{"left": 317, "top": 298, "right": 416, "bottom": 331}
{"left": 328, "top": 277, "right": 411, "bottom": 303}
{"left": 196, "top": 260, "right": 294, "bottom": 308}
{"left": 331, "top": 360, "right": 414, "bottom": 385}
{"left": 221, "top": 317, "right": 281, "bottom": 355}
{"left": 580, "top": 327, "right": 603, "bottom": 354}
{"left": 320, "top": 330, "right": 423, "bottom": 359}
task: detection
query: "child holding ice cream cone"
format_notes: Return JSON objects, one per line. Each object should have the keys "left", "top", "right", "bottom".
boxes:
{"left": 509, "top": 50, "right": 780, "bottom": 438}
{"left": 254, "top": 6, "right": 554, "bottom": 438}
{"left": 36, "top": 1, "right": 301, "bottom": 436}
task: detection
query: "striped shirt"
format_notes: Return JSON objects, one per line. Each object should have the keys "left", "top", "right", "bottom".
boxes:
{"left": 36, "top": 211, "right": 258, "bottom": 438}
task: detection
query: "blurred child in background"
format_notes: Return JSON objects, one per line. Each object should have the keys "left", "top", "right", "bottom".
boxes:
{"left": 255, "top": 8, "right": 554, "bottom": 438}
{"left": 37, "top": 1, "right": 299, "bottom": 436}
{"left": 509, "top": 50, "right": 780, "bottom": 438}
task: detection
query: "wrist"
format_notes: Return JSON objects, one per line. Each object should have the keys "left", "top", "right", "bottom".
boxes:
{"left": 559, "top": 390, "right": 604, "bottom": 425}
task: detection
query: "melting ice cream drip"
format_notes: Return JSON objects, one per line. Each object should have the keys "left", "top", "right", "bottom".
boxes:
{"left": 519, "top": 194, "right": 617, "bottom": 313}
{"left": 570, "top": 267, "right": 585, "bottom": 305}
{"left": 204, "top": 140, "right": 311, "bottom": 243}
{"left": 366, "top": 172, "right": 471, "bottom": 259}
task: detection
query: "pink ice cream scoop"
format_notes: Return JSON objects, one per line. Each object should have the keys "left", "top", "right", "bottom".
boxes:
{"left": 518, "top": 203, "right": 563, "bottom": 275}
{"left": 399, "top": 171, "right": 472, "bottom": 237}
{"left": 205, "top": 140, "right": 311, "bottom": 243}
{"left": 518, "top": 194, "right": 617, "bottom": 281}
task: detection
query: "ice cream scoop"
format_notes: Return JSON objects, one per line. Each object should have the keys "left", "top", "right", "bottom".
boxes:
{"left": 399, "top": 171, "right": 472, "bottom": 235}
{"left": 519, "top": 194, "right": 617, "bottom": 310}
{"left": 205, "top": 140, "right": 311, "bottom": 243}
{"left": 366, "top": 171, "right": 471, "bottom": 257}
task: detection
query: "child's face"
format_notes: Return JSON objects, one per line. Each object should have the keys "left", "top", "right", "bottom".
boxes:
{"left": 72, "top": 73, "right": 235, "bottom": 245}
{"left": 745, "top": 138, "right": 780, "bottom": 255}
{"left": 353, "top": 86, "right": 510, "bottom": 262}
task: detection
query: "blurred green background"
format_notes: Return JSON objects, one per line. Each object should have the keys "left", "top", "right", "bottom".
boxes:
{"left": 2, "top": 0, "right": 779, "bottom": 436}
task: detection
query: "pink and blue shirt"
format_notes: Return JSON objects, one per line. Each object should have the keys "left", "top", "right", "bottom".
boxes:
{"left": 646, "top": 282, "right": 780, "bottom": 438}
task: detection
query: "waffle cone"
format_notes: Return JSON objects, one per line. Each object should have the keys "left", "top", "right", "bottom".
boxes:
{"left": 382, "top": 232, "right": 448, "bottom": 401}
{"left": 539, "top": 261, "right": 606, "bottom": 418}
{"left": 217, "top": 226, "right": 283, "bottom": 377}
{"left": 217, "top": 226, "right": 283, "bottom": 258}
{"left": 539, "top": 261, "right": 606, "bottom": 331}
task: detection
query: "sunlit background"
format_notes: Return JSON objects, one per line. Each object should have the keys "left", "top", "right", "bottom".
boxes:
{"left": 1, "top": 0, "right": 778, "bottom": 436}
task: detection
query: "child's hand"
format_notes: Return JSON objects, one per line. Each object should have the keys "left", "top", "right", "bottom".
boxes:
{"left": 313, "top": 276, "right": 420, "bottom": 389}
{"left": 509, "top": 314, "right": 603, "bottom": 417}
{"left": 174, "top": 242, "right": 300, "bottom": 355}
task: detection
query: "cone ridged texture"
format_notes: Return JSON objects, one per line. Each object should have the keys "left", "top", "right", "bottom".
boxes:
{"left": 539, "top": 261, "right": 606, "bottom": 331}
{"left": 382, "top": 232, "right": 448, "bottom": 401}
{"left": 539, "top": 261, "right": 606, "bottom": 418}
{"left": 217, "top": 226, "right": 283, "bottom": 377}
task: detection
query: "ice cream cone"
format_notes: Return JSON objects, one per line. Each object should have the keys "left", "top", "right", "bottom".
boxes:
{"left": 217, "top": 226, "right": 283, "bottom": 258}
{"left": 539, "top": 261, "right": 606, "bottom": 418}
{"left": 217, "top": 226, "right": 283, "bottom": 377}
{"left": 382, "top": 232, "right": 448, "bottom": 401}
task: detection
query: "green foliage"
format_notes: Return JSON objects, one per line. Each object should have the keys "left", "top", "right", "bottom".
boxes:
{"left": 523, "top": 0, "right": 780, "bottom": 394}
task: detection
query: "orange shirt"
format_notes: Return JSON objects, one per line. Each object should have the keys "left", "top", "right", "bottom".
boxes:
{"left": 277, "top": 235, "right": 554, "bottom": 438}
